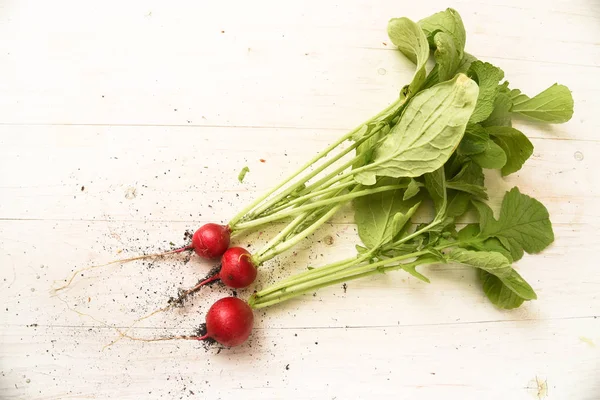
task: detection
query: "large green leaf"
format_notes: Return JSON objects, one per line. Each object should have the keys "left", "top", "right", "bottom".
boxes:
{"left": 432, "top": 32, "right": 460, "bottom": 81}
{"left": 473, "top": 188, "right": 554, "bottom": 261}
{"left": 511, "top": 84, "right": 574, "bottom": 123}
{"left": 449, "top": 248, "right": 536, "bottom": 301}
{"left": 387, "top": 17, "right": 430, "bottom": 97}
{"left": 470, "top": 137, "right": 507, "bottom": 169}
{"left": 355, "top": 74, "right": 479, "bottom": 184}
{"left": 354, "top": 179, "right": 421, "bottom": 249}
{"left": 418, "top": 8, "right": 466, "bottom": 57}
{"left": 479, "top": 271, "right": 526, "bottom": 309}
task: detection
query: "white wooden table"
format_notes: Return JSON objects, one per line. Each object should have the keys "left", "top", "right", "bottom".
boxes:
{"left": 1, "top": 1, "right": 599, "bottom": 399}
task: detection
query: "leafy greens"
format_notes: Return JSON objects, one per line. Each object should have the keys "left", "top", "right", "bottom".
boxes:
{"left": 249, "top": 8, "right": 572, "bottom": 312}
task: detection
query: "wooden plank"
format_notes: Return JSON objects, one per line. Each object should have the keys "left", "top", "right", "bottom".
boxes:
{"left": 0, "top": 1, "right": 596, "bottom": 134}
{"left": 1, "top": 220, "right": 598, "bottom": 330}
{"left": 0, "top": 127, "right": 597, "bottom": 225}
{"left": 0, "top": 1, "right": 598, "bottom": 399}
{"left": 1, "top": 319, "right": 598, "bottom": 399}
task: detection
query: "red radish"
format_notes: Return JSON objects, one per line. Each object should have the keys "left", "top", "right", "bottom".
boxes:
{"left": 102, "top": 297, "right": 253, "bottom": 348}
{"left": 220, "top": 247, "right": 257, "bottom": 288}
{"left": 178, "top": 247, "right": 257, "bottom": 300}
{"left": 197, "top": 297, "right": 254, "bottom": 347}
{"left": 54, "top": 223, "right": 231, "bottom": 292}
{"left": 126, "top": 247, "right": 258, "bottom": 324}
{"left": 192, "top": 223, "right": 231, "bottom": 259}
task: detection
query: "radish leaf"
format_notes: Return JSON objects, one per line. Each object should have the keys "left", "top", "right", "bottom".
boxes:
{"left": 458, "top": 124, "right": 488, "bottom": 155}
{"left": 354, "top": 179, "right": 421, "bottom": 249}
{"left": 486, "top": 126, "right": 534, "bottom": 176}
{"left": 357, "top": 74, "right": 478, "bottom": 184}
{"left": 482, "top": 93, "right": 512, "bottom": 127}
{"left": 470, "top": 138, "right": 507, "bottom": 169}
{"left": 387, "top": 17, "right": 429, "bottom": 97}
{"left": 449, "top": 248, "right": 536, "bottom": 300}
{"left": 424, "top": 167, "right": 447, "bottom": 215}
{"left": 479, "top": 271, "right": 526, "bottom": 309}
{"left": 418, "top": 8, "right": 466, "bottom": 57}
{"left": 432, "top": 31, "right": 461, "bottom": 81}
{"left": 511, "top": 84, "right": 574, "bottom": 123}
{"left": 473, "top": 188, "right": 554, "bottom": 261}
{"left": 467, "top": 61, "right": 505, "bottom": 124}
{"left": 403, "top": 178, "right": 421, "bottom": 201}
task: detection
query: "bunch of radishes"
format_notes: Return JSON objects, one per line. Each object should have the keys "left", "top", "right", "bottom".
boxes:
{"left": 179, "top": 223, "right": 257, "bottom": 347}
{"left": 56, "top": 8, "right": 573, "bottom": 350}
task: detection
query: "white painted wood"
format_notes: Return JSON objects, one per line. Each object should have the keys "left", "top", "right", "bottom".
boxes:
{"left": 1, "top": 0, "right": 599, "bottom": 399}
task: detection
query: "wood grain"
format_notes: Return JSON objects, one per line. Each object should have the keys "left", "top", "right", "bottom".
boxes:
{"left": 1, "top": 0, "right": 598, "bottom": 399}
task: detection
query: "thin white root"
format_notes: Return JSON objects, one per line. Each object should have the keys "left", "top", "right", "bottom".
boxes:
{"left": 54, "top": 295, "right": 197, "bottom": 350}
{"left": 52, "top": 247, "right": 192, "bottom": 292}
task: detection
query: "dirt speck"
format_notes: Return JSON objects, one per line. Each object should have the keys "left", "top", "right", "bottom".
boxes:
{"left": 125, "top": 187, "right": 137, "bottom": 199}
{"left": 342, "top": 283, "right": 347, "bottom": 293}
{"left": 260, "top": 159, "right": 266, "bottom": 163}
{"left": 81, "top": 186, "right": 85, "bottom": 192}
{"left": 285, "top": 364, "right": 290, "bottom": 370}
{"left": 324, "top": 235, "right": 334, "bottom": 245}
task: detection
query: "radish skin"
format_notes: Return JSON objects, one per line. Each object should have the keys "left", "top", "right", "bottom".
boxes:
{"left": 198, "top": 297, "right": 254, "bottom": 347}
{"left": 192, "top": 223, "right": 231, "bottom": 259}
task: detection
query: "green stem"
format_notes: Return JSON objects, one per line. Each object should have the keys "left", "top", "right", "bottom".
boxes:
{"left": 255, "top": 213, "right": 308, "bottom": 260}
{"left": 253, "top": 185, "right": 352, "bottom": 262}
{"left": 251, "top": 220, "right": 453, "bottom": 307}
{"left": 383, "top": 219, "right": 442, "bottom": 251}
{"left": 251, "top": 270, "right": 376, "bottom": 309}
{"left": 242, "top": 139, "right": 361, "bottom": 222}
{"left": 246, "top": 121, "right": 388, "bottom": 222}
{"left": 251, "top": 256, "right": 431, "bottom": 309}
{"left": 299, "top": 159, "right": 378, "bottom": 196}
{"left": 234, "top": 183, "right": 411, "bottom": 232}
{"left": 253, "top": 201, "right": 345, "bottom": 265}
{"left": 289, "top": 120, "right": 393, "bottom": 200}
{"left": 276, "top": 255, "right": 359, "bottom": 285}
{"left": 228, "top": 98, "right": 404, "bottom": 229}
{"left": 256, "top": 251, "right": 374, "bottom": 298}
{"left": 227, "top": 130, "right": 356, "bottom": 229}
{"left": 263, "top": 177, "right": 356, "bottom": 216}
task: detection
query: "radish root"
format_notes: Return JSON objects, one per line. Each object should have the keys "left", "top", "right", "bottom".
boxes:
{"left": 123, "top": 272, "right": 221, "bottom": 332}
{"left": 53, "top": 246, "right": 193, "bottom": 292}
{"left": 54, "top": 294, "right": 203, "bottom": 350}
